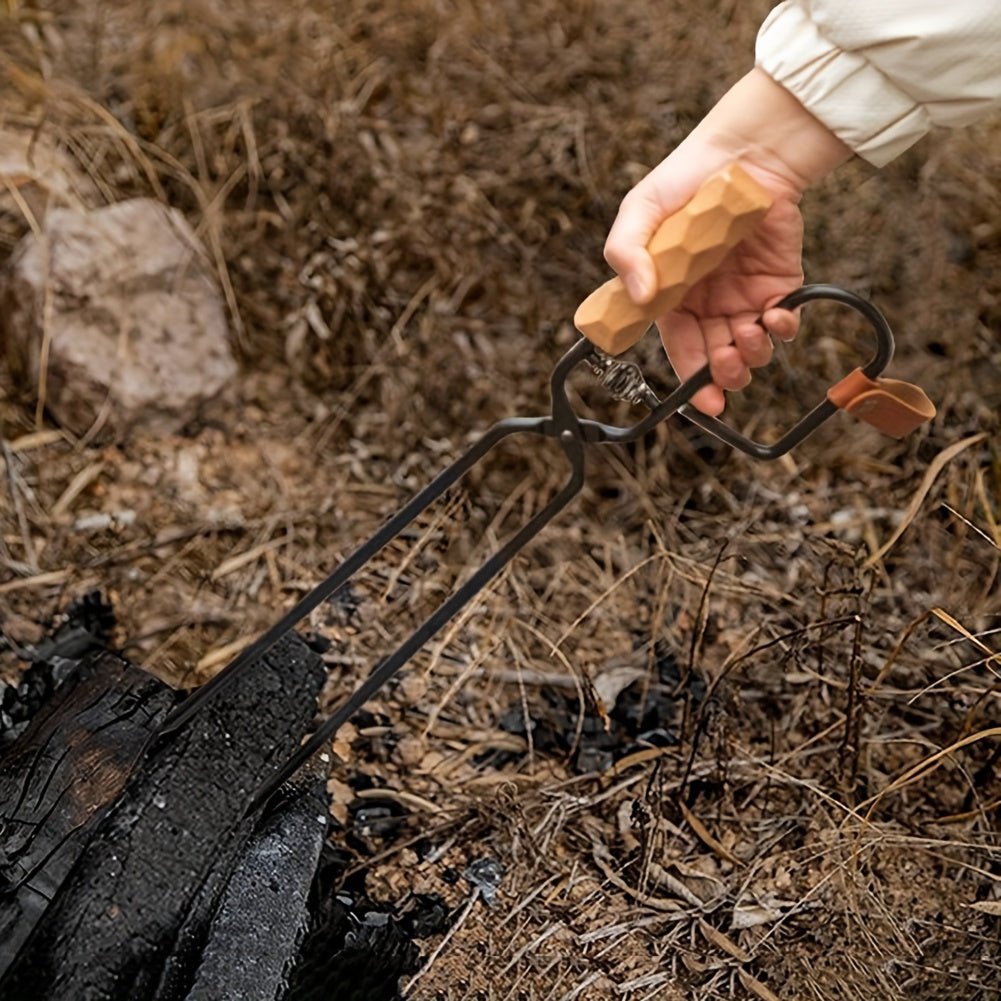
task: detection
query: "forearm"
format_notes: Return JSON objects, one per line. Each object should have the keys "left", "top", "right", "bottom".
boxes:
{"left": 668, "top": 68, "right": 853, "bottom": 201}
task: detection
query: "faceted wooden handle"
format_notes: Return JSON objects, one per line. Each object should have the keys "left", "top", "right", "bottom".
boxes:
{"left": 574, "top": 164, "right": 773, "bottom": 356}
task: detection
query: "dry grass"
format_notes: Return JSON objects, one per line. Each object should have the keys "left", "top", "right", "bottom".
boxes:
{"left": 1, "top": 2, "right": 1000, "bottom": 999}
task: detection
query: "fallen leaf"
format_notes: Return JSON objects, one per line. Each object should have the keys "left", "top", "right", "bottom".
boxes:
{"left": 699, "top": 918, "right": 751, "bottom": 963}
{"left": 739, "top": 970, "right": 782, "bottom": 1001}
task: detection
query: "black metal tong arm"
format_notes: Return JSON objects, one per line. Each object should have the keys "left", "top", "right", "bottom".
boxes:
{"left": 156, "top": 284, "right": 895, "bottom": 812}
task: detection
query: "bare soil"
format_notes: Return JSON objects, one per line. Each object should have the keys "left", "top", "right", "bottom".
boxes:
{"left": 1, "top": 2, "right": 1000, "bottom": 999}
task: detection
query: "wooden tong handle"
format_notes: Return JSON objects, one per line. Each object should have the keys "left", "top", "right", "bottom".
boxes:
{"left": 574, "top": 164, "right": 773, "bottom": 356}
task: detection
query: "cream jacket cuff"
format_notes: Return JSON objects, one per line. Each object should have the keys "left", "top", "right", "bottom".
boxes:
{"left": 756, "top": 1, "right": 1001, "bottom": 167}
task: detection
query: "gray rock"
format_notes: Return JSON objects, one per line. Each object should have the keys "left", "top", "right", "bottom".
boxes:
{"left": 1, "top": 198, "right": 237, "bottom": 437}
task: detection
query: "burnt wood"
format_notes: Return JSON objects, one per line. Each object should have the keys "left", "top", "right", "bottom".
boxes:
{"left": 0, "top": 650, "right": 176, "bottom": 978}
{"left": 1, "top": 591, "right": 118, "bottom": 747}
{"left": 285, "top": 899, "right": 422, "bottom": 1001}
{"left": 0, "top": 632, "right": 325, "bottom": 1001}
{"left": 184, "top": 769, "right": 329, "bottom": 1001}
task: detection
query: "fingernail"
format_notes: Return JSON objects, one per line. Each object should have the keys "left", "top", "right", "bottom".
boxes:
{"left": 624, "top": 273, "right": 648, "bottom": 303}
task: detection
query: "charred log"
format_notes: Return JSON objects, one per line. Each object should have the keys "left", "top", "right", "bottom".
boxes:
{"left": 0, "top": 608, "right": 437, "bottom": 1001}
{"left": 0, "top": 650, "right": 176, "bottom": 978}
{"left": 184, "top": 768, "right": 329, "bottom": 1001}
{"left": 0, "top": 632, "right": 325, "bottom": 1001}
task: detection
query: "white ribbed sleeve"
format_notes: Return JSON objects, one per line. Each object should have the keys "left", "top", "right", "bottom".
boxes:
{"left": 756, "top": 1, "right": 1001, "bottom": 166}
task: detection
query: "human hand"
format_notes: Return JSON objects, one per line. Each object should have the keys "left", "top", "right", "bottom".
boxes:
{"left": 603, "top": 70, "right": 851, "bottom": 415}
{"left": 606, "top": 168, "right": 803, "bottom": 415}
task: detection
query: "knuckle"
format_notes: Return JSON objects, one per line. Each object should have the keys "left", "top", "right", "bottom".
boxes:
{"left": 603, "top": 191, "right": 650, "bottom": 269}
{"left": 602, "top": 235, "right": 624, "bottom": 270}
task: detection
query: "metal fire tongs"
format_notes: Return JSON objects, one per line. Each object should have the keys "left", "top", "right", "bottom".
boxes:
{"left": 157, "top": 166, "right": 935, "bottom": 811}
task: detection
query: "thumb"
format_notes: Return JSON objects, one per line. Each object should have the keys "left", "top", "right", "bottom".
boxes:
{"left": 603, "top": 161, "right": 709, "bottom": 306}
{"left": 603, "top": 186, "right": 664, "bottom": 305}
